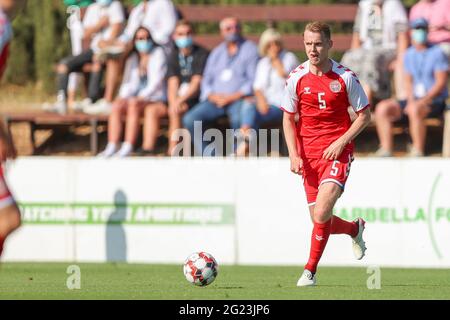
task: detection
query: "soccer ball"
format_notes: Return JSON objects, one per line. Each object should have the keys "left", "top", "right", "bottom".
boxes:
{"left": 183, "top": 252, "right": 218, "bottom": 286}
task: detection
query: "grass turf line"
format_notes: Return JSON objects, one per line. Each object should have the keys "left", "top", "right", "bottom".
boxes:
{"left": 0, "top": 263, "right": 449, "bottom": 299}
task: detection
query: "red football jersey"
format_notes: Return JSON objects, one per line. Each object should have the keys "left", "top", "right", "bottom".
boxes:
{"left": 281, "top": 59, "right": 369, "bottom": 159}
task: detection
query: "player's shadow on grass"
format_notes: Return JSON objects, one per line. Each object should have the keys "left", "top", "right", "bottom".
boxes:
{"left": 106, "top": 189, "right": 127, "bottom": 262}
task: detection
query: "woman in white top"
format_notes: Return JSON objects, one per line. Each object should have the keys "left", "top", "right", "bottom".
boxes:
{"left": 237, "top": 28, "right": 298, "bottom": 155}
{"left": 99, "top": 26, "right": 167, "bottom": 157}
{"left": 89, "top": 0, "right": 178, "bottom": 114}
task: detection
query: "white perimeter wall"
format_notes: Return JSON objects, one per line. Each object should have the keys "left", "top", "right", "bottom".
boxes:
{"left": 3, "top": 157, "right": 450, "bottom": 268}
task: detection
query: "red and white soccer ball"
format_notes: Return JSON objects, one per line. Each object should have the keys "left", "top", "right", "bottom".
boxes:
{"left": 183, "top": 252, "right": 218, "bottom": 286}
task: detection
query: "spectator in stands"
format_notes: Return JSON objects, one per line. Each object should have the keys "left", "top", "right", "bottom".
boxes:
{"left": 62, "top": 0, "right": 92, "bottom": 111}
{"left": 374, "top": 18, "right": 448, "bottom": 157}
{"left": 165, "top": 20, "right": 209, "bottom": 156}
{"left": 409, "top": 0, "right": 450, "bottom": 60}
{"left": 98, "top": 26, "right": 167, "bottom": 157}
{"left": 49, "top": 0, "right": 125, "bottom": 115}
{"left": 341, "top": 0, "right": 409, "bottom": 105}
{"left": 182, "top": 17, "right": 259, "bottom": 156}
{"left": 85, "top": 0, "right": 178, "bottom": 115}
{"left": 236, "top": 28, "right": 298, "bottom": 156}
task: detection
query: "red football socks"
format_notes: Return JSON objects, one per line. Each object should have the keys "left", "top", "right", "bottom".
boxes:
{"left": 305, "top": 220, "right": 331, "bottom": 274}
{"left": 331, "top": 216, "right": 358, "bottom": 237}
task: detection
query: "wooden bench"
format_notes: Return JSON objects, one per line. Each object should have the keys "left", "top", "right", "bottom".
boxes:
{"left": 2, "top": 112, "right": 108, "bottom": 155}
{"left": 177, "top": 4, "right": 357, "bottom": 51}
{"left": 5, "top": 4, "right": 358, "bottom": 156}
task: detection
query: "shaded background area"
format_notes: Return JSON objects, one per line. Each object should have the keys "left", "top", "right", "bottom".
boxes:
{"left": 1, "top": 0, "right": 437, "bottom": 158}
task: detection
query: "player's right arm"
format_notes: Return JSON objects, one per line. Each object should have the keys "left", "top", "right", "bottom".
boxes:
{"left": 283, "top": 112, "right": 302, "bottom": 175}
{"left": 281, "top": 72, "right": 302, "bottom": 175}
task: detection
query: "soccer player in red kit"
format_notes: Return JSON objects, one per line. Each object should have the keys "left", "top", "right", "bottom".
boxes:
{"left": 0, "top": 0, "right": 26, "bottom": 260}
{"left": 281, "top": 22, "right": 371, "bottom": 286}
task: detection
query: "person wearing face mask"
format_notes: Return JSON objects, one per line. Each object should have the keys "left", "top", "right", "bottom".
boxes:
{"left": 341, "top": 0, "right": 409, "bottom": 106}
{"left": 165, "top": 20, "right": 209, "bottom": 156}
{"left": 47, "top": 0, "right": 125, "bottom": 115}
{"left": 98, "top": 27, "right": 167, "bottom": 157}
{"left": 374, "top": 18, "right": 448, "bottom": 157}
{"left": 85, "top": 0, "right": 178, "bottom": 116}
{"left": 182, "top": 17, "right": 259, "bottom": 156}
{"left": 409, "top": 0, "right": 450, "bottom": 60}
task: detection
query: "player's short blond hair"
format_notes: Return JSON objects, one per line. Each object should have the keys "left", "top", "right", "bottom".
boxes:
{"left": 304, "top": 22, "right": 331, "bottom": 40}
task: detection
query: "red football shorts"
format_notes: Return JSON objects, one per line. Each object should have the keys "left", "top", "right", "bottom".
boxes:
{"left": 0, "top": 166, "right": 14, "bottom": 209}
{"left": 302, "top": 154, "right": 354, "bottom": 206}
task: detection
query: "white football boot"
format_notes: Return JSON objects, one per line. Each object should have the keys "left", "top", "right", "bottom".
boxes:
{"left": 297, "top": 269, "right": 316, "bottom": 287}
{"left": 352, "top": 218, "right": 367, "bottom": 260}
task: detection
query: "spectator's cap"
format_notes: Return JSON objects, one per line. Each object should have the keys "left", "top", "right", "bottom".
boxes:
{"left": 63, "top": 0, "right": 93, "bottom": 7}
{"left": 259, "top": 28, "right": 283, "bottom": 56}
{"left": 410, "top": 18, "right": 428, "bottom": 30}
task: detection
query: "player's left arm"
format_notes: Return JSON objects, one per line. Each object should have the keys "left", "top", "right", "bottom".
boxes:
{"left": 322, "top": 107, "right": 371, "bottom": 160}
{"left": 323, "top": 73, "right": 371, "bottom": 160}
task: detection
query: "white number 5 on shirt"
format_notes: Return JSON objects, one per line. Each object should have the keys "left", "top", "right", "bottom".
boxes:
{"left": 318, "top": 92, "right": 326, "bottom": 109}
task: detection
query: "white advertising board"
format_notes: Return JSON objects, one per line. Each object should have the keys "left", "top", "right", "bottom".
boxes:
{"left": 3, "top": 157, "right": 450, "bottom": 268}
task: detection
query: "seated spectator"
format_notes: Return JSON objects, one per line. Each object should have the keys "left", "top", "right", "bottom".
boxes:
{"left": 374, "top": 18, "right": 448, "bottom": 157}
{"left": 98, "top": 27, "right": 167, "bottom": 157}
{"left": 85, "top": 0, "right": 178, "bottom": 115}
{"left": 409, "top": 0, "right": 450, "bottom": 60}
{"left": 341, "top": 0, "right": 408, "bottom": 105}
{"left": 237, "top": 28, "right": 298, "bottom": 156}
{"left": 62, "top": 0, "right": 93, "bottom": 111}
{"left": 49, "top": 0, "right": 125, "bottom": 114}
{"left": 182, "top": 17, "right": 259, "bottom": 156}
{"left": 166, "top": 20, "right": 209, "bottom": 156}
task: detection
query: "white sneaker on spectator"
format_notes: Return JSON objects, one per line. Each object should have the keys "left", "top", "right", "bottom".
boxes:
{"left": 372, "top": 148, "right": 392, "bottom": 157}
{"left": 83, "top": 99, "right": 112, "bottom": 115}
{"left": 114, "top": 142, "right": 133, "bottom": 157}
{"left": 42, "top": 100, "right": 67, "bottom": 115}
{"left": 73, "top": 98, "right": 93, "bottom": 112}
{"left": 98, "top": 142, "right": 119, "bottom": 158}
{"left": 408, "top": 147, "right": 424, "bottom": 157}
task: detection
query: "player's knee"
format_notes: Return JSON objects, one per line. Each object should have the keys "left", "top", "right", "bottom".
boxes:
{"left": 0, "top": 205, "right": 21, "bottom": 236}
{"left": 9, "top": 209, "right": 21, "bottom": 232}
{"left": 312, "top": 208, "right": 331, "bottom": 224}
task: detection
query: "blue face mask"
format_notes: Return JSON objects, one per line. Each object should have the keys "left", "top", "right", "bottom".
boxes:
{"left": 96, "top": 0, "right": 112, "bottom": 7}
{"left": 175, "top": 36, "right": 193, "bottom": 49}
{"left": 135, "top": 40, "right": 153, "bottom": 53}
{"left": 412, "top": 29, "right": 428, "bottom": 44}
{"left": 224, "top": 33, "right": 241, "bottom": 43}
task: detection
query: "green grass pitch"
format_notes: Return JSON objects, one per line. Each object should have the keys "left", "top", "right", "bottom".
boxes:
{"left": 0, "top": 263, "right": 449, "bottom": 299}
